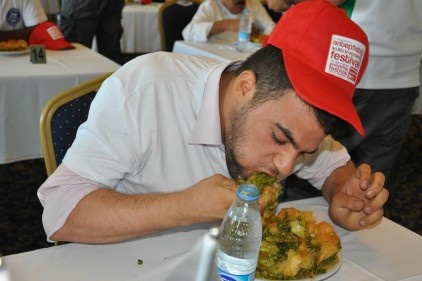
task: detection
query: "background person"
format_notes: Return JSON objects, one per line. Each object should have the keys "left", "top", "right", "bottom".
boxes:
{"left": 182, "top": 0, "right": 275, "bottom": 43}
{"left": 38, "top": 0, "right": 388, "bottom": 244}
{"left": 0, "top": 0, "right": 47, "bottom": 41}
{"left": 59, "top": 0, "right": 124, "bottom": 64}
{"left": 267, "top": 0, "right": 422, "bottom": 197}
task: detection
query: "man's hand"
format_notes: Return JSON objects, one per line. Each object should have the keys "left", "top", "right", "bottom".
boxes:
{"left": 184, "top": 174, "right": 237, "bottom": 221}
{"left": 325, "top": 163, "right": 389, "bottom": 230}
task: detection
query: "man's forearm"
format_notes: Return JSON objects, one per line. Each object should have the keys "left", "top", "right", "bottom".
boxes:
{"left": 0, "top": 27, "right": 35, "bottom": 41}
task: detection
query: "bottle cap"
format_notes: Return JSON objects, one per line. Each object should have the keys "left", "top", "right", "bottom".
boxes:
{"left": 237, "top": 184, "right": 259, "bottom": 201}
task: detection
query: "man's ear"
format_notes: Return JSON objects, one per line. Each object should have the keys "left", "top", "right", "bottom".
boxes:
{"left": 233, "top": 70, "right": 257, "bottom": 103}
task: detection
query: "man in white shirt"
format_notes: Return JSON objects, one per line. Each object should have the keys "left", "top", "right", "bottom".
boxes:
{"left": 38, "top": 0, "right": 388, "bottom": 244}
{"left": 182, "top": 0, "right": 275, "bottom": 42}
{"left": 0, "top": 0, "right": 47, "bottom": 41}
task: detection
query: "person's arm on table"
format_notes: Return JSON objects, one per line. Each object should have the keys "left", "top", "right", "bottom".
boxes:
{"left": 40, "top": 165, "right": 237, "bottom": 244}
{"left": 321, "top": 161, "right": 389, "bottom": 230}
{"left": 0, "top": 27, "right": 35, "bottom": 41}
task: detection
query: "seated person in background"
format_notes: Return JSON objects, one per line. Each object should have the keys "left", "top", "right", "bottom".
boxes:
{"left": 182, "top": 0, "right": 275, "bottom": 43}
{"left": 0, "top": 0, "right": 47, "bottom": 41}
{"left": 38, "top": 0, "right": 388, "bottom": 244}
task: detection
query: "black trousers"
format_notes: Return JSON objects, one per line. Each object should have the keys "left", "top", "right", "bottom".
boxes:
{"left": 336, "top": 87, "right": 419, "bottom": 192}
{"left": 59, "top": 0, "right": 124, "bottom": 64}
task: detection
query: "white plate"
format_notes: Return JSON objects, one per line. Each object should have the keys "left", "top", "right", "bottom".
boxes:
{"left": 0, "top": 49, "right": 29, "bottom": 56}
{"left": 255, "top": 250, "right": 342, "bottom": 281}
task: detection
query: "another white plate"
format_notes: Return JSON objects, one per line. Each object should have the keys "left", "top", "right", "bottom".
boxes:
{"left": 256, "top": 250, "right": 342, "bottom": 281}
{"left": 0, "top": 49, "right": 29, "bottom": 56}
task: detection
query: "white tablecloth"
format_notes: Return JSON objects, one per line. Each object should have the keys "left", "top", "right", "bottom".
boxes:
{"left": 1, "top": 197, "right": 421, "bottom": 281}
{"left": 173, "top": 40, "right": 422, "bottom": 114}
{"left": 0, "top": 43, "right": 121, "bottom": 164}
{"left": 173, "top": 40, "right": 254, "bottom": 62}
{"left": 121, "top": 3, "right": 162, "bottom": 53}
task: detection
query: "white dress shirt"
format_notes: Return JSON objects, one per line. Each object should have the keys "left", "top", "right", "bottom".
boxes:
{"left": 38, "top": 52, "right": 349, "bottom": 241}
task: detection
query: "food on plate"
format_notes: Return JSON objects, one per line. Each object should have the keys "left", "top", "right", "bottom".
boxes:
{"left": 236, "top": 173, "right": 341, "bottom": 279}
{"left": 256, "top": 207, "right": 341, "bottom": 280}
{"left": 0, "top": 39, "right": 28, "bottom": 51}
{"left": 250, "top": 33, "right": 266, "bottom": 44}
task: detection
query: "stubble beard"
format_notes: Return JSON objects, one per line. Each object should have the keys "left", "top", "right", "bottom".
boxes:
{"left": 224, "top": 105, "right": 250, "bottom": 180}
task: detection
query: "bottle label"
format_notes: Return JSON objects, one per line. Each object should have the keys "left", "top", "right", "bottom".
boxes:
{"left": 217, "top": 267, "right": 255, "bottom": 281}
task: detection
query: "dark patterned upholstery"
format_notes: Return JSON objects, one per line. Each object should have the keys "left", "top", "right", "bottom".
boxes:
{"left": 158, "top": 0, "right": 200, "bottom": 51}
{"left": 50, "top": 91, "right": 97, "bottom": 166}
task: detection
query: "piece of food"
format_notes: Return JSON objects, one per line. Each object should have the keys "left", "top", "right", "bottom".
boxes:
{"left": 0, "top": 39, "right": 28, "bottom": 51}
{"left": 236, "top": 172, "right": 283, "bottom": 225}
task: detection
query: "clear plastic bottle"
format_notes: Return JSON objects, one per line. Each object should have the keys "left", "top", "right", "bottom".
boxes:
{"left": 215, "top": 183, "right": 262, "bottom": 281}
{"left": 237, "top": 8, "right": 252, "bottom": 52}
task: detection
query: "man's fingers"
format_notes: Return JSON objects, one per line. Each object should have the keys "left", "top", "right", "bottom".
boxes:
{"left": 335, "top": 192, "right": 364, "bottom": 211}
{"left": 359, "top": 208, "right": 384, "bottom": 227}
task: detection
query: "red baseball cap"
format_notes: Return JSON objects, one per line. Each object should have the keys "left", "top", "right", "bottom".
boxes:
{"left": 264, "top": 0, "right": 368, "bottom": 135}
{"left": 29, "top": 21, "right": 74, "bottom": 50}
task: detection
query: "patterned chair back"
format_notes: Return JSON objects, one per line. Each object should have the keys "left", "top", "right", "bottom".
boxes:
{"left": 50, "top": 92, "right": 97, "bottom": 167}
{"left": 39, "top": 73, "right": 112, "bottom": 176}
{"left": 158, "top": 0, "right": 202, "bottom": 52}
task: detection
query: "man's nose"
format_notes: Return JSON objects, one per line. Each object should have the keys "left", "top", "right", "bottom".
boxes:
{"left": 273, "top": 150, "right": 298, "bottom": 177}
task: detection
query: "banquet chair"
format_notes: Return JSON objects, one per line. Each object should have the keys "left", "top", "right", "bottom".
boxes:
{"left": 157, "top": 0, "right": 202, "bottom": 52}
{"left": 39, "top": 73, "right": 112, "bottom": 176}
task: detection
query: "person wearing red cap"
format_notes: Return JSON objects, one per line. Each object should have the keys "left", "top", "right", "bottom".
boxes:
{"left": 0, "top": 0, "right": 47, "bottom": 41}
{"left": 37, "top": 0, "right": 388, "bottom": 245}
{"left": 267, "top": 0, "right": 422, "bottom": 197}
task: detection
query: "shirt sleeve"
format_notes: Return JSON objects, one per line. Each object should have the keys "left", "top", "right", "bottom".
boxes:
{"left": 182, "top": 1, "right": 222, "bottom": 42}
{"left": 23, "top": 0, "right": 47, "bottom": 27}
{"left": 249, "top": 0, "right": 275, "bottom": 35}
{"left": 292, "top": 135, "right": 351, "bottom": 189}
{"left": 37, "top": 164, "right": 104, "bottom": 242}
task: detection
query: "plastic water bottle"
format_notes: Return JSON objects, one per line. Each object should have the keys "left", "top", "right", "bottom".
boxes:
{"left": 215, "top": 183, "right": 262, "bottom": 281}
{"left": 237, "top": 8, "right": 252, "bottom": 52}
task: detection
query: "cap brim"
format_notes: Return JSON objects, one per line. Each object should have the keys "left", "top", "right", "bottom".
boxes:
{"left": 283, "top": 51, "right": 365, "bottom": 136}
{"left": 47, "top": 40, "right": 75, "bottom": 50}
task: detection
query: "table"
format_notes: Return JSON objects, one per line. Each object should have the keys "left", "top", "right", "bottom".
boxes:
{"left": 0, "top": 43, "right": 121, "bottom": 164}
{"left": 121, "top": 3, "right": 163, "bottom": 53}
{"left": 173, "top": 40, "right": 422, "bottom": 115}
{"left": 1, "top": 197, "right": 421, "bottom": 281}
{"left": 173, "top": 40, "right": 255, "bottom": 62}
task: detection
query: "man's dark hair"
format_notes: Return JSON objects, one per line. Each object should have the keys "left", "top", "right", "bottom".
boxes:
{"left": 233, "top": 45, "right": 349, "bottom": 137}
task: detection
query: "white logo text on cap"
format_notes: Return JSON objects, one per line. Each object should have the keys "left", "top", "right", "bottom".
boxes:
{"left": 46, "top": 26, "right": 64, "bottom": 40}
{"left": 325, "top": 35, "right": 366, "bottom": 84}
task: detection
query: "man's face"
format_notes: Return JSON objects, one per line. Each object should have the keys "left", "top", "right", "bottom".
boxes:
{"left": 225, "top": 89, "right": 326, "bottom": 180}
{"left": 221, "top": 0, "right": 246, "bottom": 14}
